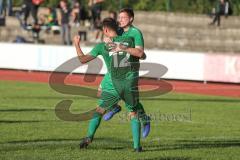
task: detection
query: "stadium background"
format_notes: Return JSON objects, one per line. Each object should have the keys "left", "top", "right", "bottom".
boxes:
{"left": 11, "top": 0, "right": 240, "bottom": 14}
{"left": 0, "top": 0, "right": 240, "bottom": 160}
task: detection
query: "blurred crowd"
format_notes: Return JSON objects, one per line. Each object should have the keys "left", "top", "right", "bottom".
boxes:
{"left": 0, "top": 0, "right": 117, "bottom": 45}
{"left": 1, "top": 0, "right": 234, "bottom": 45}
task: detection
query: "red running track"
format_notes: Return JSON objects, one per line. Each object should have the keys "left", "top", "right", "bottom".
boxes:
{"left": 0, "top": 69, "right": 239, "bottom": 98}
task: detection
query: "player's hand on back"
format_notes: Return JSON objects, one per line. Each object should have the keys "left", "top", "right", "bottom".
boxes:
{"left": 112, "top": 43, "right": 126, "bottom": 53}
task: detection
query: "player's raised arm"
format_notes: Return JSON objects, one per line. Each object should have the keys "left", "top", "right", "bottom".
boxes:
{"left": 73, "top": 35, "right": 95, "bottom": 64}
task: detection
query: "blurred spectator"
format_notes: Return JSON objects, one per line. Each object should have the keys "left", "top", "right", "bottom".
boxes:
{"left": 93, "top": 16, "right": 103, "bottom": 42}
{"left": 40, "top": 7, "right": 58, "bottom": 27}
{"left": 208, "top": 7, "right": 216, "bottom": 18}
{"left": 108, "top": 10, "right": 117, "bottom": 21}
{"left": 22, "top": 0, "right": 31, "bottom": 25}
{"left": 7, "top": 0, "right": 12, "bottom": 16}
{"left": 209, "top": 0, "right": 232, "bottom": 26}
{"left": 71, "top": 1, "right": 88, "bottom": 27}
{"left": 89, "top": 0, "right": 104, "bottom": 29}
{"left": 31, "top": 23, "right": 41, "bottom": 42}
{"left": 0, "top": 0, "right": 12, "bottom": 16}
{"left": 71, "top": 1, "right": 85, "bottom": 26}
{"left": 13, "top": 36, "right": 28, "bottom": 43}
{"left": 31, "top": 0, "right": 44, "bottom": 24}
{"left": 0, "top": 0, "right": 3, "bottom": 16}
{"left": 88, "top": 0, "right": 104, "bottom": 42}
{"left": 22, "top": 0, "right": 44, "bottom": 25}
{"left": 71, "top": 1, "right": 81, "bottom": 26}
{"left": 58, "top": 0, "right": 71, "bottom": 45}
{"left": 224, "top": 0, "right": 233, "bottom": 16}
{"left": 16, "top": 10, "right": 44, "bottom": 44}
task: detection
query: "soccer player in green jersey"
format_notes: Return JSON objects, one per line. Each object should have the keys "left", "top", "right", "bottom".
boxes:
{"left": 103, "top": 8, "right": 150, "bottom": 138}
{"left": 74, "top": 18, "right": 146, "bottom": 152}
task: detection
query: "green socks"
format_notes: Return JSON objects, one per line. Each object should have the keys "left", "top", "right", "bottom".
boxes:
{"left": 86, "top": 110, "right": 142, "bottom": 149}
{"left": 87, "top": 112, "right": 102, "bottom": 140}
{"left": 136, "top": 102, "right": 149, "bottom": 125}
{"left": 131, "top": 117, "right": 141, "bottom": 149}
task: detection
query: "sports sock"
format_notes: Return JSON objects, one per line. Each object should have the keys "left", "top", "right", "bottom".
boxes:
{"left": 131, "top": 117, "right": 141, "bottom": 149}
{"left": 87, "top": 112, "right": 102, "bottom": 140}
{"left": 136, "top": 102, "right": 149, "bottom": 125}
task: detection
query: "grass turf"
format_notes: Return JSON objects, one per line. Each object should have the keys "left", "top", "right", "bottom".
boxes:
{"left": 0, "top": 80, "right": 240, "bottom": 160}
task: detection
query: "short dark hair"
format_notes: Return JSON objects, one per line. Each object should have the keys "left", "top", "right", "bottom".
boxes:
{"left": 119, "top": 8, "right": 134, "bottom": 19}
{"left": 102, "top": 17, "right": 118, "bottom": 32}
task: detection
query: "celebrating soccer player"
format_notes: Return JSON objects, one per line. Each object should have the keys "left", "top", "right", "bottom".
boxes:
{"left": 103, "top": 8, "right": 150, "bottom": 139}
{"left": 74, "top": 16, "right": 148, "bottom": 152}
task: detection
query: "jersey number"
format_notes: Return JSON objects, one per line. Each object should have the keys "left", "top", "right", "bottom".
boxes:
{"left": 113, "top": 53, "right": 130, "bottom": 68}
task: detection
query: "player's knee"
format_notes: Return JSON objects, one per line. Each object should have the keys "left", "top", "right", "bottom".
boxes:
{"left": 96, "top": 107, "right": 106, "bottom": 115}
{"left": 128, "top": 111, "right": 138, "bottom": 120}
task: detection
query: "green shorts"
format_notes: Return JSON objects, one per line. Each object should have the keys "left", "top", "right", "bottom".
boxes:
{"left": 98, "top": 73, "right": 120, "bottom": 110}
{"left": 98, "top": 73, "right": 139, "bottom": 112}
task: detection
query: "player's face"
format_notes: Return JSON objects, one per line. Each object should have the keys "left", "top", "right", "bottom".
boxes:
{"left": 118, "top": 12, "right": 132, "bottom": 28}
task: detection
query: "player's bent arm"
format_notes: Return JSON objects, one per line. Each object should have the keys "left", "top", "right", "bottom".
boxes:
{"left": 124, "top": 46, "right": 145, "bottom": 59}
{"left": 78, "top": 54, "right": 96, "bottom": 64}
{"left": 74, "top": 43, "right": 95, "bottom": 64}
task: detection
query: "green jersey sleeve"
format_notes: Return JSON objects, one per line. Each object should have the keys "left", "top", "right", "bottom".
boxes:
{"left": 132, "top": 28, "right": 144, "bottom": 48}
{"left": 89, "top": 43, "right": 103, "bottom": 57}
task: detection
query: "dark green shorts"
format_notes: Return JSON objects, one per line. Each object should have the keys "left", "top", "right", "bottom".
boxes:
{"left": 98, "top": 73, "right": 139, "bottom": 112}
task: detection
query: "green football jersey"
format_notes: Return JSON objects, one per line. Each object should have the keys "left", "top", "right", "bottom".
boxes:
{"left": 121, "top": 25, "right": 144, "bottom": 48}
{"left": 89, "top": 42, "right": 112, "bottom": 71}
{"left": 109, "top": 36, "right": 139, "bottom": 80}
{"left": 90, "top": 36, "right": 139, "bottom": 80}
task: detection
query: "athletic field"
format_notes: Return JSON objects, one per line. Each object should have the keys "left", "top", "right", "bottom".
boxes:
{"left": 0, "top": 80, "right": 240, "bottom": 160}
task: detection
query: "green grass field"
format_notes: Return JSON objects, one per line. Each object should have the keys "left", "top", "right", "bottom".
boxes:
{"left": 0, "top": 80, "right": 240, "bottom": 160}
